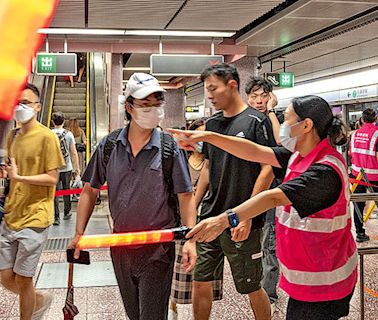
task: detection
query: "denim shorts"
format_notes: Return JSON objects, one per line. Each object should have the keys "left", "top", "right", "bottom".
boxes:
{"left": 0, "top": 222, "right": 49, "bottom": 277}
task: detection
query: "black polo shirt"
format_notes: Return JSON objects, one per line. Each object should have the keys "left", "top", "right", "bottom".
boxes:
{"left": 201, "top": 107, "right": 275, "bottom": 229}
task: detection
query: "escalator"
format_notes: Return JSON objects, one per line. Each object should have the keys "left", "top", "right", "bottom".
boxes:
{"left": 52, "top": 78, "right": 87, "bottom": 131}
{"left": 43, "top": 52, "right": 108, "bottom": 164}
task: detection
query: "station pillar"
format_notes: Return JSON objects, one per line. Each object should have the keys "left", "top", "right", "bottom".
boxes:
{"left": 233, "top": 56, "right": 260, "bottom": 102}
{"left": 162, "top": 88, "right": 186, "bottom": 129}
{"left": 109, "top": 53, "right": 124, "bottom": 131}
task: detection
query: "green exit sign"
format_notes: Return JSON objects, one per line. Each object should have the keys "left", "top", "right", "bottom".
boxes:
{"left": 36, "top": 53, "right": 77, "bottom": 76}
{"left": 279, "top": 72, "right": 294, "bottom": 88}
{"left": 37, "top": 54, "right": 56, "bottom": 73}
{"left": 265, "top": 72, "right": 294, "bottom": 88}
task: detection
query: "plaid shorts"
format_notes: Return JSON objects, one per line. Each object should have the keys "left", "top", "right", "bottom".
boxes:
{"left": 170, "top": 240, "right": 223, "bottom": 304}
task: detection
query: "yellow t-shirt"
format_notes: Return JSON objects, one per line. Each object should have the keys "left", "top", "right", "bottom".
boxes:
{"left": 4, "top": 122, "right": 65, "bottom": 230}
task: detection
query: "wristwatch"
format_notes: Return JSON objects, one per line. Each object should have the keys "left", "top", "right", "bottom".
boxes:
{"left": 226, "top": 209, "right": 239, "bottom": 228}
{"left": 268, "top": 109, "right": 276, "bottom": 115}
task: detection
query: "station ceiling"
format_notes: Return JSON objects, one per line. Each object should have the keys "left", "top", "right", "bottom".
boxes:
{"left": 48, "top": 0, "right": 378, "bottom": 87}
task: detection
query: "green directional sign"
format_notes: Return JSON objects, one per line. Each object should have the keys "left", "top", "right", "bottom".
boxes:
{"left": 279, "top": 72, "right": 294, "bottom": 88}
{"left": 36, "top": 53, "right": 77, "bottom": 76}
{"left": 37, "top": 54, "right": 56, "bottom": 73}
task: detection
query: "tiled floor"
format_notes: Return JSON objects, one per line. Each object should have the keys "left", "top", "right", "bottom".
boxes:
{"left": 1, "top": 200, "right": 378, "bottom": 319}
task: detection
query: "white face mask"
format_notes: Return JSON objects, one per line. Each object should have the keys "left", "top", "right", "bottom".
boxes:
{"left": 279, "top": 121, "right": 302, "bottom": 152}
{"left": 14, "top": 103, "right": 36, "bottom": 124}
{"left": 133, "top": 106, "right": 164, "bottom": 129}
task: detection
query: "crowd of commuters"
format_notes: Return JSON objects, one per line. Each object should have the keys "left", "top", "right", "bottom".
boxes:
{"left": 0, "top": 62, "right": 377, "bottom": 320}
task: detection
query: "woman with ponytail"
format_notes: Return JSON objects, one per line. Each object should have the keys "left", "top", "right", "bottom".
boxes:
{"left": 169, "top": 95, "right": 356, "bottom": 320}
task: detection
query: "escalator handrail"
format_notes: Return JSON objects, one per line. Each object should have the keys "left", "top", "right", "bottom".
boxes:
{"left": 46, "top": 76, "right": 56, "bottom": 128}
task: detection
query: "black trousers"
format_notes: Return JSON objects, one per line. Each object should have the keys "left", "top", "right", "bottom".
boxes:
{"left": 54, "top": 170, "right": 72, "bottom": 219}
{"left": 111, "top": 243, "right": 175, "bottom": 320}
{"left": 286, "top": 290, "right": 354, "bottom": 320}
{"left": 351, "top": 174, "right": 378, "bottom": 234}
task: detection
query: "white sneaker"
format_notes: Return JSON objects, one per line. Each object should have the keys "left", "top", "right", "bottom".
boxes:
{"left": 369, "top": 212, "right": 377, "bottom": 219}
{"left": 168, "top": 308, "right": 178, "bottom": 320}
{"left": 32, "top": 292, "right": 53, "bottom": 320}
{"left": 270, "top": 302, "right": 277, "bottom": 315}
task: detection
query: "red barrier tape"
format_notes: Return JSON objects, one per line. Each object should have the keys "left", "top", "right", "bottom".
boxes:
{"left": 349, "top": 179, "right": 378, "bottom": 189}
{"left": 55, "top": 185, "right": 108, "bottom": 196}
{"left": 56, "top": 180, "right": 377, "bottom": 197}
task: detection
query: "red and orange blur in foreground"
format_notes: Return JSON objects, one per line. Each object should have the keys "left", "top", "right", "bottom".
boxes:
{"left": 77, "top": 230, "right": 176, "bottom": 249}
{"left": 0, "top": 0, "right": 58, "bottom": 120}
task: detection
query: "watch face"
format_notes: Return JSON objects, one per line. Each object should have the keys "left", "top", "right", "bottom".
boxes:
{"left": 228, "top": 211, "right": 239, "bottom": 227}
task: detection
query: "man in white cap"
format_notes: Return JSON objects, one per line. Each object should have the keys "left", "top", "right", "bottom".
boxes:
{"left": 69, "top": 73, "right": 197, "bottom": 320}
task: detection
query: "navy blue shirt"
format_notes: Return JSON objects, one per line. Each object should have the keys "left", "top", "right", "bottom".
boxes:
{"left": 82, "top": 127, "right": 192, "bottom": 232}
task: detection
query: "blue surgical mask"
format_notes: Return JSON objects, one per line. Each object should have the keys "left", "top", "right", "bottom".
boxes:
{"left": 279, "top": 121, "right": 302, "bottom": 152}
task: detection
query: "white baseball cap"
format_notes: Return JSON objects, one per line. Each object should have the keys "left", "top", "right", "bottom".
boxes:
{"left": 124, "top": 73, "right": 166, "bottom": 100}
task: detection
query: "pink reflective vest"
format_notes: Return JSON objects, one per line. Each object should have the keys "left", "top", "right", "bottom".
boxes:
{"left": 351, "top": 123, "right": 378, "bottom": 181}
{"left": 276, "top": 138, "right": 357, "bottom": 302}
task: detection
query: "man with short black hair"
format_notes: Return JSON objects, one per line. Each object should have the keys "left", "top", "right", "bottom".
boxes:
{"left": 350, "top": 108, "right": 378, "bottom": 242}
{"left": 193, "top": 64, "right": 274, "bottom": 320}
{"left": 69, "top": 73, "right": 197, "bottom": 320}
{"left": 0, "top": 83, "right": 64, "bottom": 319}
{"left": 51, "top": 111, "right": 80, "bottom": 225}
{"left": 245, "top": 76, "right": 282, "bottom": 314}
{"left": 245, "top": 76, "right": 282, "bottom": 144}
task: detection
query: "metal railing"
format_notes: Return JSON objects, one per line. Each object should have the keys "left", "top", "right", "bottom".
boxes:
{"left": 350, "top": 192, "right": 378, "bottom": 320}
{"left": 358, "top": 246, "right": 378, "bottom": 320}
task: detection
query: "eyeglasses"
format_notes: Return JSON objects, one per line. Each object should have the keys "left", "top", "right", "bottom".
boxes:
{"left": 18, "top": 100, "right": 39, "bottom": 106}
{"left": 132, "top": 101, "right": 166, "bottom": 109}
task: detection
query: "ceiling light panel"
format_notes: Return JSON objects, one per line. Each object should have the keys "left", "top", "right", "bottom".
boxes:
{"left": 88, "top": 0, "right": 181, "bottom": 29}
{"left": 167, "top": 0, "right": 283, "bottom": 31}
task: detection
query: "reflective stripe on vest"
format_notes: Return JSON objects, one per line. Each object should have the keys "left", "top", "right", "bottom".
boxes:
{"left": 318, "top": 155, "right": 350, "bottom": 201}
{"left": 277, "top": 207, "right": 350, "bottom": 233}
{"left": 279, "top": 251, "right": 358, "bottom": 286}
{"left": 351, "top": 164, "right": 378, "bottom": 175}
{"left": 279, "top": 155, "right": 351, "bottom": 233}
{"left": 351, "top": 129, "right": 378, "bottom": 154}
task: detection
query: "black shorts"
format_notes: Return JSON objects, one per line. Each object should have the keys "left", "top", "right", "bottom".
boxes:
{"left": 286, "top": 289, "right": 354, "bottom": 320}
{"left": 194, "top": 229, "right": 263, "bottom": 294}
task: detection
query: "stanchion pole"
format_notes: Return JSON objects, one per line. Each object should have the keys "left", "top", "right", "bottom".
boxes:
{"left": 360, "top": 254, "right": 364, "bottom": 320}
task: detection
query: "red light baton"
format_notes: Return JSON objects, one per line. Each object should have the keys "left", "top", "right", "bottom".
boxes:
{"left": 77, "top": 226, "right": 191, "bottom": 249}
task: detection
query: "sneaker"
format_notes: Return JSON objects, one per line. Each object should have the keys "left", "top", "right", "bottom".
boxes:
{"left": 32, "top": 292, "right": 53, "bottom": 320}
{"left": 53, "top": 218, "right": 60, "bottom": 226}
{"left": 356, "top": 233, "right": 370, "bottom": 243}
{"left": 270, "top": 302, "right": 277, "bottom": 315}
{"left": 168, "top": 309, "right": 178, "bottom": 320}
{"left": 63, "top": 212, "right": 72, "bottom": 220}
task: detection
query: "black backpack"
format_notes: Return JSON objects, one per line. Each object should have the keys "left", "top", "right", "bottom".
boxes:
{"left": 103, "top": 129, "right": 181, "bottom": 226}
{"left": 57, "top": 130, "right": 70, "bottom": 160}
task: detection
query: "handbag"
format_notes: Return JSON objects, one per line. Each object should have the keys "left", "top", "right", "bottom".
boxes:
{"left": 75, "top": 143, "right": 86, "bottom": 152}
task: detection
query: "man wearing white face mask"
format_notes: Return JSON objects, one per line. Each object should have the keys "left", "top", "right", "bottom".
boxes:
{"left": 0, "top": 83, "right": 65, "bottom": 319}
{"left": 68, "top": 73, "right": 197, "bottom": 320}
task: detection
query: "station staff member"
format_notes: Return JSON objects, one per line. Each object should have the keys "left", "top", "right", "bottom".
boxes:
{"left": 350, "top": 108, "right": 378, "bottom": 242}
{"left": 170, "top": 95, "right": 357, "bottom": 320}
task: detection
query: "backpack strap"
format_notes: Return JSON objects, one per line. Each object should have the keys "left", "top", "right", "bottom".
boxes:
{"left": 161, "top": 132, "right": 181, "bottom": 226}
{"left": 103, "top": 128, "right": 123, "bottom": 167}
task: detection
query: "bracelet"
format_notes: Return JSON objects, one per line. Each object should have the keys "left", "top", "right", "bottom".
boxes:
{"left": 268, "top": 109, "right": 276, "bottom": 114}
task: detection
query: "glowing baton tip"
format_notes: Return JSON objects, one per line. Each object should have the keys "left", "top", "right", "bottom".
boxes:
{"left": 76, "top": 227, "right": 191, "bottom": 250}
